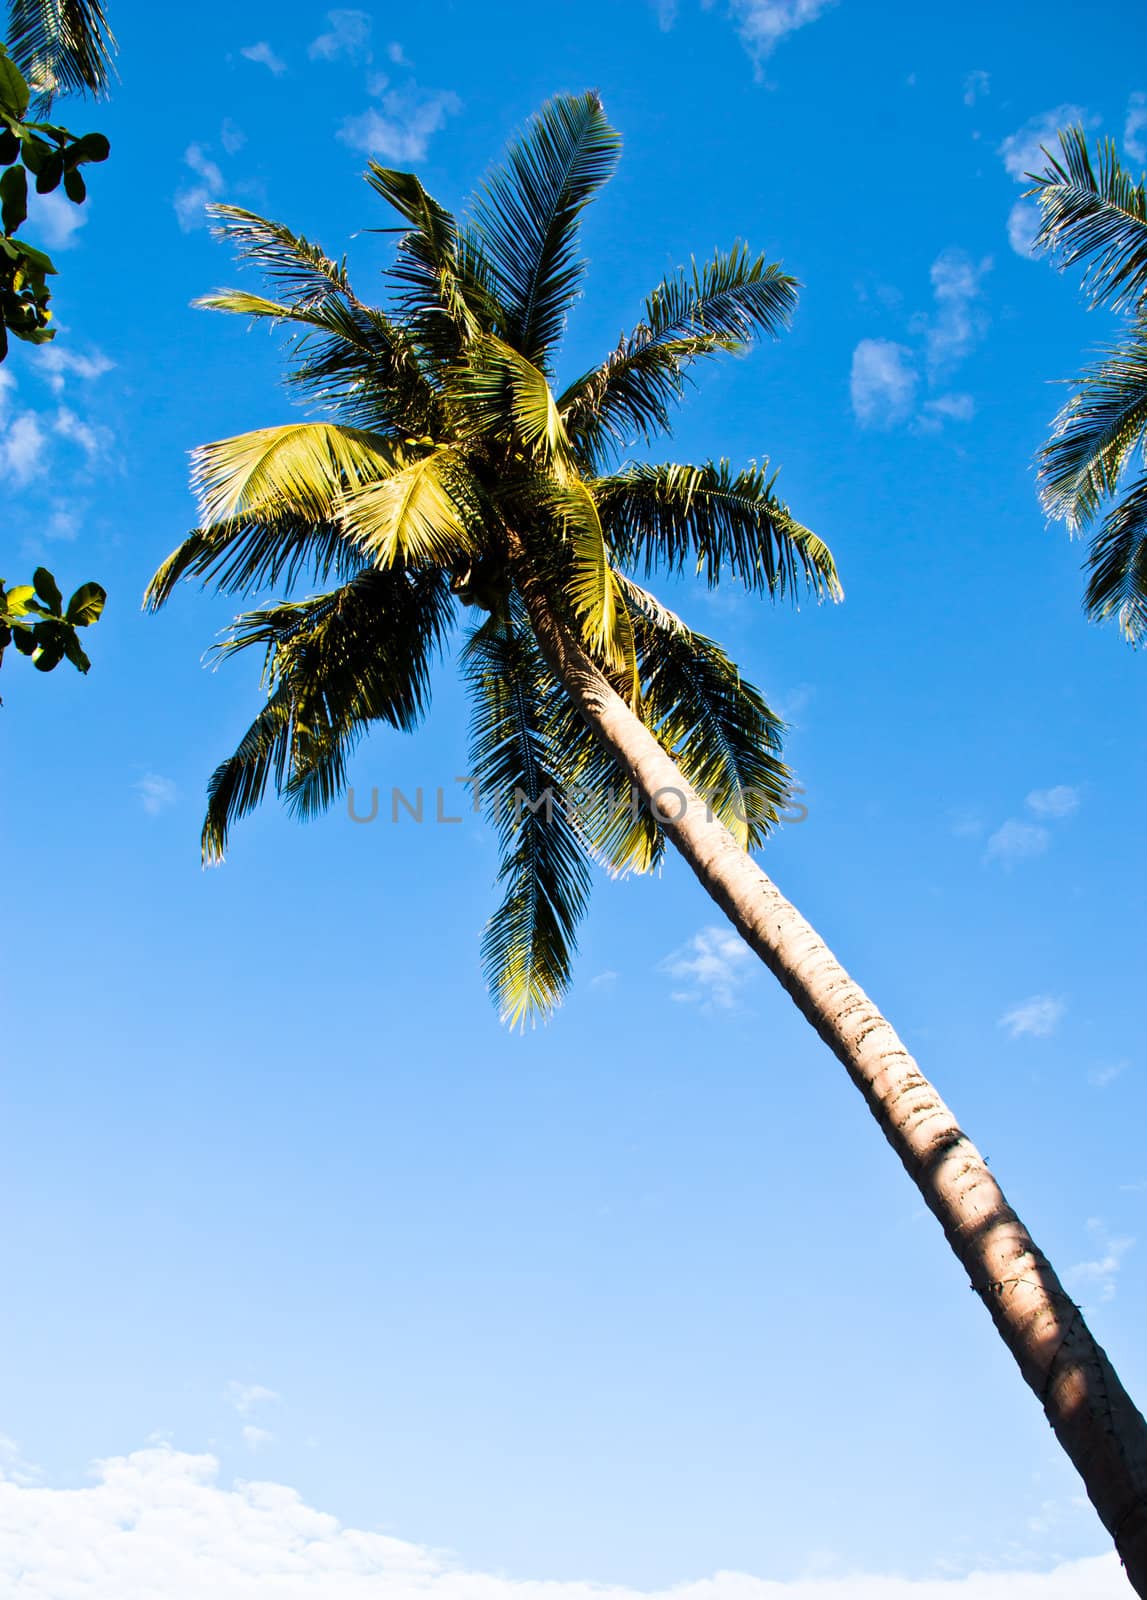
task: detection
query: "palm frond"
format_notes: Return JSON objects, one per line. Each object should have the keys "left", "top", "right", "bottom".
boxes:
{"left": 7, "top": 0, "right": 116, "bottom": 100}
{"left": 341, "top": 447, "right": 481, "bottom": 567}
{"left": 550, "top": 478, "right": 637, "bottom": 680}
{"left": 145, "top": 514, "right": 364, "bottom": 611}
{"left": 1028, "top": 128, "right": 1147, "bottom": 312}
{"left": 367, "top": 164, "right": 500, "bottom": 366}
{"left": 1083, "top": 472, "right": 1147, "bottom": 643}
{"left": 472, "top": 90, "right": 621, "bottom": 367}
{"left": 634, "top": 604, "right": 790, "bottom": 851}
{"left": 559, "top": 246, "right": 799, "bottom": 462}
{"left": 202, "top": 569, "right": 454, "bottom": 861}
{"left": 596, "top": 460, "right": 841, "bottom": 601}
{"left": 206, "top": 206, "right": 354, "bottom": 307}
{"left": 1038, "top": 326, "right": 1147, "bottom": 526}
{"left": 464, "top": 617, "right": 591, "bottom": 1025}
{"left": 192, "top": 422, "right": 403, "bottom": 526}
{"left": 196, "top": 287, "right": 441, "bottom": 437}
{"left": 453, "top": 334, "right": 577, "bottom": 472}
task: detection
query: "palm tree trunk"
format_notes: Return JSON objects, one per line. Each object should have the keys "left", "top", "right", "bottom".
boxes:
{"left": 510, "top": 542, "right": 1147, "bottom": 1592}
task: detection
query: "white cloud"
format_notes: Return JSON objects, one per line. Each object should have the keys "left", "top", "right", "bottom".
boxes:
{"left": 174, "top": 143, "right": 225, "bottom": 233}
{"left": 240, "top": 41, "right": 287, "bottom": 75}
{"left": 849, "top": 338, "right": 917, "bottom": 429}
{"left": 36, "top": 345, "right": 114, "bottom": 395}
{"left": 590, "top": 970, "right": 618, "bottom": 988}
{"left": 1006, "top": 199, "right": 1040, "bottom": 259}
{"left": 998, "top": 995, "right": 1066, "bottom": 1039}
{"left": 44, "top": 503, "right": 83, "bottom": 542}
{"left": 1125, "top": 92, "right": 1147, "bottom": 165}
{"left": 727, "top": 0, "right": 838, "bottom": 62}
{"left": 0, "top": 412, "right": 47, "bottom": 485}
{"left": 310, "top": 9, "right": 372, "bottom": 61}
{"left": 55, "top": 405, "right": 111, "bottom": 463}
{"left": 387, "top": 42, "right": 409, "bottom": 66}
{"left": 220, "top": 118, "right": 246, "bottom": 155}
{"left": 1025, "top": 785, "right": 1080, "bottom": 820}
{"left": 963, "top": 70, "right": 989, "bottom": 107}
{"left": 919, "top": 393, "right": 975, "bottom": 429}
{"left": 0, "top": 1443, "right": 1127, "bottom": 1599}
{"left": 999, "top": 106, "right": 1091, "bottom": 182}
{"left": 1088, "top": 1060, "right": 1129, "bottom": 1090}
{"left": 920, "top": 249, "right": 991, "bottom": 379}
{"left": 662, "top": 925, "right": 753, "bottom": 1010}
{"left": 136, "top": 775, "right": 178, "bottom": 816}
{"left": 241, "top": 1426, "right": 275, "bottom": 1453}
{"left": 227, "top": 1382, "right": 280, "bottom": 1418}
{"left": 339, "top": 85, "right": 462, "bottom": 161}
{"left": 652, "top": 0, "right": 678, "bottom": 25}
{"left": 1067, "top": 1220, "right": 1134, "bottom": 1304}
{"left": 29, "top": 188, "right": 89, "bottom": 250}
{"left": 984, "top": 819, "right": 1050, "bottom": 867}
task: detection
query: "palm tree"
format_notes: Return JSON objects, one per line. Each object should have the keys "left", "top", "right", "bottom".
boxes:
{"left": 6, "top": 0, "right": 116, "bottom": 105}
{"left": 148, "top": 94, "right": 1147, "bottom": 1586}
{"left": 1028, "top": 127, "right": 1147, "bottom": 645}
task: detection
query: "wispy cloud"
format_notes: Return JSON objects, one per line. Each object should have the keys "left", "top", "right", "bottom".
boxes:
{"left": 0, "top": 412, "right": 47, "bottom": 486}
{"left": 1088, "top": 1060, "right": 1129, "bottom": 1090}
{"left": 226, "top": 1381, "right": 280, "bottom": 1417}
{"left": 918, "top": 249, "right": 991, "bottom": 379}
{"left": 963, "top": 70, "right": 989, "bottom": 108}
{"left": 1025, "top": 785, "right": 1080, "bottom": 820}
{"left": 240, "top": 41, "right": 287, "bottom": 75}
{"left": 36, "top": 345, "right": 114, "bottom": 394}
{"left": 999, "top": 106, "right": 1096, "bottom": 260}
{"left": 662, "top": 926, "right": 753, "bottom": 1010}
{"left": 136, "top": 775, "right": 178, "bottom": 816}
{"left": 220, "top": 117, "right": 246, "bottom": 155}
{"left": 0, "top": 1442, "right": 1129, "bottom": 1596}
{"left": 174, "top": 143, "right": 224, "bottom": 232}
{"left": 850, "top": 338, "right": 917, "bottom": 430}
{"left": 240, "top": 1425, "right": 274, "bottom": 1453}
{"left": 30, "top": 189, "right": 89, "bottom": 250}
{"left": 339, "top": 83, "right": 461, "bottom": 161}
{"left": 55, "top": 405, "right": 111, "bottom": 464}
{"left": 726, "top": 0, "right": 838, "bottom": 62}
{"left": 984, "top": 818, "right": 1050, "bottom": 867}
{"left": 1067, "top": 1219, "right": 1134, "bottom": 1304}
{"left": 1127, "top": 92, "right": 1147, "bottom": 164}
{"left": 309, "top": 9, "right": 372, "bottom": 61}
{"left": 998, "top": 995, "right": 1066, "bottom": 1039}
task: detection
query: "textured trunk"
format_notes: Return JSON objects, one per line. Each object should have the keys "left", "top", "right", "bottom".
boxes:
{"left": 512, "top": 547, "right": 1147, "bottom": 1592}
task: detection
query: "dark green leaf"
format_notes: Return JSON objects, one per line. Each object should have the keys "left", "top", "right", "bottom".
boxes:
{"left": 32, "top": 622, "right": 66, "bottom": 670}
{"left": 65, "top": 581, "right": 106, "bottom": 626}
{"left": 0, "top": 164, "right": 27, "bottom": 233}
{"left": 72, "top": 131, "right": 110, "bottom": 163}
{"left": 63, "top": 165, "right": 86, "bottom": 203}
{"left": 0, "top": 48, "right": 31, "bottom": 120}
{"left": 34, "top": 152, "right": 64, "bottom": 193}
{"left": 33, "top": 565, "right": 62, "bottom": 612}
{"left": 63, "top": 628, "right": 91, "bottom": 672}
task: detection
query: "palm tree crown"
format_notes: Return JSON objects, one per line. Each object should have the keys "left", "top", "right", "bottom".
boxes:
{"left": 148, "top": 91, "right": 840, "bottom": 1024}
{"left": 6, "top": 0, "right": 116, "bottom": 103}
{"left": 1029, "top": 126, "right": 1147, "bottom": 644}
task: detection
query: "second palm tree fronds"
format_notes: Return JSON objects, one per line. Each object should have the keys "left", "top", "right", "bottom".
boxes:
{"left": 149, "top": 94, "right": 1147, "bottom": 1588}
{"left": 1029, "top": 126, "right": 1147, "bottom": 644}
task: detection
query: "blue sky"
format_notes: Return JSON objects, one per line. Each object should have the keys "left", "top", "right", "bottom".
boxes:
{"left": 1, "top": 0, "right": 1145, "bottom": 1594}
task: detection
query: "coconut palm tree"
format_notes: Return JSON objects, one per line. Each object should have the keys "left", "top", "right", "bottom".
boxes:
{"left": 148, "top": 94, "right": 1147, "bottom": 1587}
{"left": 1029, "top": 127, "right": 1147, "bottom": 645}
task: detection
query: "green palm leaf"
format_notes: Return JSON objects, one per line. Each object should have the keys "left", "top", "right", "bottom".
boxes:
{"left": 1037, "top": 326, "right": 1147, "bottom": 526}
{"left": 596, "top": 460, "right": 840, "bottom": 600}
{"left": 1028, "top": 128, "right": 1147, "bottom": 312}
{"left": 464, "top": 616, "right": 591, "bottom": 1025}
{"left": 472, "top": 90, "right": 621, "bottom": 368}
{"left": 560, "top": 246, "right": 799, "bottom": 462}
{"left": 7, "top": 0, "right": 116, "bottom": 100}
{"left": 1083, "top": 472, "right": 1147, "bottom": 643}
{"left": 342, "top": 447, "right": 480, "bottom": 567}
{"left": 192, "top": 422, "right": 403, "bottom": 526}
{"left": 202, "top": 569, "right": 453, "bottom": 861}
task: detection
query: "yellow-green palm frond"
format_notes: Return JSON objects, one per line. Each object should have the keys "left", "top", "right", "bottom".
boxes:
{"left": 464, "top": 616, "right": 591, "bottom": 1026}
{"left": 471, "top": 90, "right": 622, "bottom": 368}
{"left": 192, "top": 421, "right": 404, "bottom": 527}
{"left": 596, "top": 460, "right": 841, "bottom": 602}
{"left": 342, "top": 447, "right": 482, "bottom": 568}
{"left": 548, "top": 478, "right": 637, "bottom": 683}
{"left": 453, "top": 335, "right": 577, "bottom": 474}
